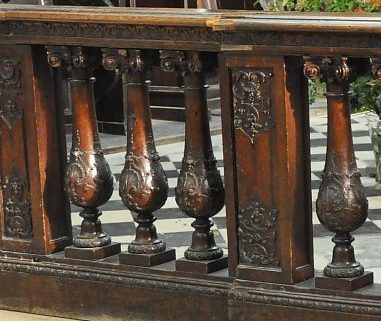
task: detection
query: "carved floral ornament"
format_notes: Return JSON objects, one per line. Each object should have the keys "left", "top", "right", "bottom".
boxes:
{"left": 238, "top": 199, "right": 279, "bottom": 267}
{"left": 232, "top": 69, "right": 273, "bottom": 144}
{"left": 1, "top": 168, "right": 33, "bottom": 239}
{"left": 0, "top": 59, "right": 22, "bottom": 129}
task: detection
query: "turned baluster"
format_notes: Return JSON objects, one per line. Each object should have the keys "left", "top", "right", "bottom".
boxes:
{"left": 304, "top": 57, "right": 373, "bottom": 290}
{"left": 47, "top": 46, "right": 120, "bottom": 260}
{"left": 102, "top": 49, "right": 175, "bottom": 266}
{"left": 160, "top": 51, "right": 227, "bottom": 273}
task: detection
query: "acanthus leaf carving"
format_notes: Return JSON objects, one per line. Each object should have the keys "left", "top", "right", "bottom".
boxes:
{"left": 238, "top": 199, "right": 279, "bottom": 267}
{"left": 232, "top": 69, "right": 273, "bottom": 144}
{"left": 1, "top": 168, "right": 33, "bottom": 239}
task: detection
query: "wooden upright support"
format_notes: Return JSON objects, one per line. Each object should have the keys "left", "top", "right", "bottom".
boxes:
{"left": 219, "top": 54, "right": 314, "bottom": 284}
{"left": 0, "top": 45, "right": 72, "bottom": 254}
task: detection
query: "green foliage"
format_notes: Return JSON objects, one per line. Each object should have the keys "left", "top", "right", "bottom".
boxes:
{"left": 308, "top": 79, "right": 317, "bottom": 104}
{"left": 350, "top": 76, "right": 381, "bottom": 117}
{"left": 258, "top": 0, "right": 380, "bottom": 12}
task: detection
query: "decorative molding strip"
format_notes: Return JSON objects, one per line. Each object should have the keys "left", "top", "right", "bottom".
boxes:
{"left": 232, "top": 69, "right": 273, "bottom": 144}
{"left": 230, "top": 286, "right": 381, "bottom": 316}
{"left": 0, "top": 259, "right": 229, "bottom": 297}
{"left": 0, "top": 22, "right": 220, "bottom": 44}
{"left": 1, "top": 168, "right": 32, "bottom": 239}
{"left": 0, "top": 259, "right": 380, "bottom": 317}
{"left": 238, "top": 199, "right": 279, "bottom": 267}
{"left": 0, "top": 59, "right": 22, "bottom": 129}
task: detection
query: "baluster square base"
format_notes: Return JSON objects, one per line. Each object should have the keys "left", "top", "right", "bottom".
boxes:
{"left": 315, "top": 271, "right": 374, "bottom": 291}
{"left": 176, "top": 255, "right": 228, "bottom": 274}
{"left": 64, "top": 242, "right": 121, "bottom": 261}
{"left": 119, "top": 248, "right": 176, "bottom": 267}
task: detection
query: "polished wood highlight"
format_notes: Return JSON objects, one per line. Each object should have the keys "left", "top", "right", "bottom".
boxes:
{"left": 47, "top": 46, "right": 117, "bottom": 258}
{"left": 0, "top": 6, "right": 381, "bottom": 321}
{"left": 102, "top": 49, "right": 175, "bottom": 266}
{"left": 159, "top": 51, "right": 226, "bottom": 272}
{"left": 304, "top": 57, "right": 373, "bottom": 290}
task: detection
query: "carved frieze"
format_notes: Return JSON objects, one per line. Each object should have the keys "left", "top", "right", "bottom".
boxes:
{"left": 238, "top": 199, "right": 279, "bottom": 267}
{"left": 0, "top": 22, "right": 220, "bottom": 45}
{"left": 0, "top": 59, "right": 22, "bottom": 129}
{"left": 1, "top": 168, "right": 32, "bottom": 239}
{"left": 232, "top": 69, "right": 273, "bottom": 144}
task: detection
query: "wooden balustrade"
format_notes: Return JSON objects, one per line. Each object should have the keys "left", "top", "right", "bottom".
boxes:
{"left": 1, "top": 5, "right": 381, "bottom": 321}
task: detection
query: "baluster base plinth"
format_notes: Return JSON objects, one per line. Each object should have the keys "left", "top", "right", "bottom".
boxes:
{"left": 64, "top": 242, "right": 121, "bottom": 261}
{"left": 176, "top": 255, "right": 228, "bottom": 274}
{"left": 119, "top": 248, "right": 176, "bottom": 267}
{"left": 315, "top": 271, "right": 373, "bottom": 291}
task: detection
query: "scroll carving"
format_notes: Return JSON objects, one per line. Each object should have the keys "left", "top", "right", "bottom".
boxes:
{"left": 238, "top": 199, "right": 279, "bottom": 267}
{"left": 232, "top": 69, "right": 273, "bottom": 144}
{"left": 1, "top": 168, "right": 32, "bottom": 239}
{"left": 0, "top": 59, "right": 22, "bottom": 129}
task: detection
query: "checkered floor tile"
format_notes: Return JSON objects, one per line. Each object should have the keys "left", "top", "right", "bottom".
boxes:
{"left": 71, "top": 112, "right": 381, "bottom": 258}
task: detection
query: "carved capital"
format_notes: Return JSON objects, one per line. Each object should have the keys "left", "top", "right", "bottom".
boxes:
{"left": 46, "top": 46, "right": 98, "bottom": 79}
{"left": 304, "top": 57, "right": 352, "bottom": 82}
{"left": 159, "top": 50, "right": 202, "bottom": 76}
{"left": 102, "top": 49, "right": 144, "bottom": 72}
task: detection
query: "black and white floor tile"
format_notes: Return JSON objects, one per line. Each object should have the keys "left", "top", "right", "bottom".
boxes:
{"left": 71, "top": 112, "right": 381, "bottom": 280}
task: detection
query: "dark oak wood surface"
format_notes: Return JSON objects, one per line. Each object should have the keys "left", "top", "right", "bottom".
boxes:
{"left": 0, "top": 4, "right": 381, "bottom": 321}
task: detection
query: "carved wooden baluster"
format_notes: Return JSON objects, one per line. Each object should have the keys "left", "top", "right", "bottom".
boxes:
{"left": 304, "top": 57, "right": 373, "bottom": 290}
{"left": 102, "top": 49, "right": 175, "bottom": 266}
{"left": 160, "top": 51, "right": 227, "bottom": 273}
{"left": 47, "top": 46, "right": 120, "bottom": 260}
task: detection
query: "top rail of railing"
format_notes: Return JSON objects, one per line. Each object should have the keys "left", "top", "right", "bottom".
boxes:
{"left": 0, "top": 5, "right": 381, "bottom": 54}
{"left": 1, "top": 5, "right": 381, "bottom": 31}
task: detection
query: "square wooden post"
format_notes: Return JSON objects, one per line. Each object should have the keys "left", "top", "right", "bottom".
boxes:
{"left": 219, "top": 54, "right": 313, "bottom": 284}
{"left": 0, "top": 45, "right": 72, "bottom": 254}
